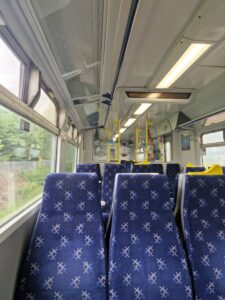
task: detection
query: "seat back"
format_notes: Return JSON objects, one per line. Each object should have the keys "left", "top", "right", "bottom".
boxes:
{"left": 76, "top": 163, "right": 101, "bottom": 181}
{"left": 16, "top": 173, "right": 106, "bottom": 300}
{"left": 166, "top": 163, "right": 181, "bottom": 193}
{"left": 222, "top": 166, "right": 225, "bottom": 174}
{"left": 185, "top": 166, "right": 205, "bottom": 173}
{"left": 101, "top": 163, "right": 126, "bottom": 212}
{"left": 181, "top": 175, "right": 225, "bottom": 299}
{"left": 122, "top": 161, "right": 133, "bottom": 172}
{"left": 109, "top": 174, "right": 192, "bottom": 299}
{"left": 132, "top": 163, "right": 164, "bottom": 174}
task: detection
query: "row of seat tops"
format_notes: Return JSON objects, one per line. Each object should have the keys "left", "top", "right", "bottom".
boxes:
{"left": 17, "top": 172, "right": 225, "bottom": 299}
{"left": 76, "top": 162, "right": 181, "bottom": 179}
{"left": 77, "top": 163, "right": 181, "bottom": 213}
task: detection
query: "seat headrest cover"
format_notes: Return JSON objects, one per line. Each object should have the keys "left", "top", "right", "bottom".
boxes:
{"left": 188, "top": 164, "right": 223, "bottom": 176}
{"left": 186, "top": 162, "right": 197, "bottom": 167}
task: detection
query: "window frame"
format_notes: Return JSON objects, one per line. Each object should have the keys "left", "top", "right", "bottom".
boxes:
{"left": 201, "top": 129, "right": 225, "bottom": 147}
{"left": 33, "top": 82, "right": 59, "bottom": 127}
{"left": 0, "top": 26, "right": 31, "bottom": 101}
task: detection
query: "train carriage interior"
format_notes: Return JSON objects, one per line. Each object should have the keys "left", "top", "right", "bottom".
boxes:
{"left": 1, "top": 0, "right": 225, "bottom": 299}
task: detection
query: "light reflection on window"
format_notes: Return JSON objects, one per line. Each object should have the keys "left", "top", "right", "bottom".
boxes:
{"left": 0, "top": 36, "right": 23, "bottom": 97}
{"left": 34, "top": 89, "right": 57, "bottom": 125}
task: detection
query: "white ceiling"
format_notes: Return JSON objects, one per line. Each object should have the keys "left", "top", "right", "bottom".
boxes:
{"left": 104, "top": 0, "right": 225, "bottom": 140}
{"left": 2, "top": 0, "right": 225, "bottom": 136}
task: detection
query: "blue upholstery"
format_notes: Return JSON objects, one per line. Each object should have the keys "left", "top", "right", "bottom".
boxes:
{"left": 222, "top": 166, "right": 225, "bottom": 174}
{"left": 16, "top": 173, "right": 106, "bottom": 300}
{"left": 109, "top": 174, "right": 193, "bottom": 299}
{"left": 166, "top": 163, "right": 180, "bottom": 194}
{"left": 132, "top": 163, "right": 164, "bottom": 174}
{"left": 122, "top": 161, "right": 133, "bottom": 172}
{"left": 76, "top": 163, "right": 101, "bottom": 181}
{"left": 186, "top": 166, "right": 205, "bottom": 173}
{"left": 101, "top": 164, "right": 126, "bottom": 213}
{"left": 181, "top": 175, "right": 225, "bottom": 299}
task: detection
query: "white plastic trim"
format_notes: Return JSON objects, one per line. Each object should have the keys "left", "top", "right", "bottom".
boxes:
{"left": 0, "top": 199, "right": 41, "bottom": 244}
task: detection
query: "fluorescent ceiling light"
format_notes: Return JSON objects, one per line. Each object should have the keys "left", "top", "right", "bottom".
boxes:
{"left": 134, "top": 103, "right": 152, "bottom": 115}
{"left": 156, "top": 43, "right": 212, "bottom": 89}
{"left": 124, "top": 118, "right": 136, "bottom": 127}
{"left": 120, "top": 128, "right": 127, "bottom": 134}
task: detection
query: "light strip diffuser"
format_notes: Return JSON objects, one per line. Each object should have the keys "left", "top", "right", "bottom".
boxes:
{"left": 134, "top": 103, "right": 152, "bottom": 115}
{"left": 156, "top": 43, "right": 211, "bottom": 89}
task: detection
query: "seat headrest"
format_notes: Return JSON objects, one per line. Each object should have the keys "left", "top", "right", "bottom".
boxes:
{"left": 188, "top": 164, "right": 223, "bottom": 176}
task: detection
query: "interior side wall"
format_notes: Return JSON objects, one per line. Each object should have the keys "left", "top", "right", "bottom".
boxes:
{"left": 172, "top": 130, "right": 198, "bottom": 167}
{"left": 0, "top": 211, "right": 38, "bottom": 300}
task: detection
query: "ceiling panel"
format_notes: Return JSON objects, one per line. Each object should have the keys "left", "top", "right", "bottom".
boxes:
{"left": 123, "top": 0, "right": 202, "bottom": 65}
{"left": 118, "top": 63, "right": 158, "bottom": 87}
{"left": 201, "top": 40, "right": 225, "bottom": 67}
{"left": 174, "top": 66, "right": 225, "bottom": 89}
{"left": 185, "top": 0, "right": 225, "bottom": 42}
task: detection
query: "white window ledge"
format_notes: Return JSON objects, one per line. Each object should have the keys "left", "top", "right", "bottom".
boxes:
{"left": 0, "top": 199, "right": 41, "bottom": 244}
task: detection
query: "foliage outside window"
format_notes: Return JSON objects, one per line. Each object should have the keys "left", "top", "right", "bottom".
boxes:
{"left": 34, "top": 88, "right": 57, "bottom": 125}
{"left": 65, "top": 142, "right": 76, "bottom": 172}
{"left": 0, "top": 36, "right": 24, "bottom": 97}
{"left": 0, "top": 104, "right": 56, "bottom": 224}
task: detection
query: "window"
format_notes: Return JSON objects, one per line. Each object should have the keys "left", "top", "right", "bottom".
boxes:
{"left": 0, "top": 36, "right": 24, "bottom": 97}
{"left": 0, "top": 104, "right": 56, "bottom": 224}
{"left": 65, "top": 142, "right": 76, "bottom": 172}
{"left": 67, "top": 126, "right": 73, "bottom": 139}
{"left": 202, "top": 130, "right": 224, "bottom": 144}
{"left": 165, "top": 142, "right": 172, "bottom": 162}
{"left": 202, "top": 146, "right": 225, "bottom": 167}
{"left": 34, "top": 88, "right": 57, "bottom": 125}
{"left": 201, "top": 130, "right": 225, "bottom": 167}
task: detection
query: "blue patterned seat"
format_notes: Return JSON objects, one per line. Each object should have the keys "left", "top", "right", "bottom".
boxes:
{"left": 185, "top": 166, "right": 205, "bottom": 173}
{"left": 109, "top": 174, "right": 193, "bottom": 299}
{"left": 101, "top": 164, "right": 126, "bottom": 214}
{"left": 222, "top": 166, "right": 225, "bottom": 174}
{"left": 121, "top": 161, "right": 133, "bottom": 173}
{"left": 16, "top": 173, "right": 106, "bottom": 300}
{"left": 76, "top": 163, "right": 101, "bottom": 181}
{"left": 132, "top": 164, "right": 164, "bottom": 174}
{"left": 166, "top": 163, "right": 180, "bottom": 194}
{"left": 181, "top": 175, "right": 225, "bottom": 299}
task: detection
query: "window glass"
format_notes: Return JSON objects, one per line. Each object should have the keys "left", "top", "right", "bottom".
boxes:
{"left": 202, "top": 130, "right": 224, "bottom": 144}
{"left": 65, "top": 142, "right": 76, "bottom": 172}
{"left": 0, "top": 104, "right": 56, "bottom": 223}
{"left": 0, "top": 36, "right": 24, "bottom": 97}
{"left": 34, "top": 89, "right": 57, "bottom": 125}
{"left": 202, "top": 146, "right": 225, "bottom": 167}
{"left": 67, "top": 126, "right": 73, "bottom": 139}
{"left": 165, "top": 141, "right": 172, "bottom": 162}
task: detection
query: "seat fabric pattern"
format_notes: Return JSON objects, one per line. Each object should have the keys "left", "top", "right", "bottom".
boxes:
{"left": 182, "top": 175, "right": 225, "bottom": 299}
{"left": 186, "top": 167, "right": 205, "bottom": 173}
{"left": 166, "top": 163, "right": 180, "bottom": 195}
{"left": 76, "top": 163, "right": 101, "bottom": 181}
{"left": 132, "top": 164, "right": 164, "bottom": 174}
{"left": 16, "top": 173, "right": 106, "bottom": 300}
{"left": 222, "top": 166, "right": 225, "bottom": 175}
{"left": 109, "top": 174, "right": 192, "bottom": 300}
{"left": 101, "top": 164, "right": 126, "bottom": 213}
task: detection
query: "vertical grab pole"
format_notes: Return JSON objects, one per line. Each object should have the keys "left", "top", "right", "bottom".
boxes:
{"left": 145, "top": 115, "right": 149, "bottom": 162}
{"left": 107, "top": 128, "right": 111, "bottom": 162}
{"left": 135, "top": 127, "right": 139, "bottom": 162}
